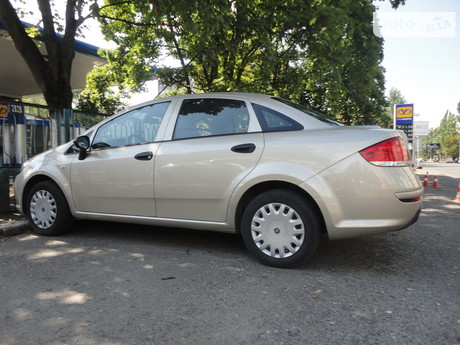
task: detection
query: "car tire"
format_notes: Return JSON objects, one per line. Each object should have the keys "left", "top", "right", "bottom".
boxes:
{"left": 26, "top": 181, "right": 75, "bottom": 236}
{"left": 241, "top": 189, "right": 320, "bottom": 268}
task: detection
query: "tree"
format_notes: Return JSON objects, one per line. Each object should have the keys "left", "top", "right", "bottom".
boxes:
{"left": 86, "top": 0, "right": 391, "bottom": 125}
{"left": 382, "top": 87, "right": 407, "bottom": 128}
{"left": 377, "top": 0, "right": 406, "bottom": 8}
{"left": 0, "top": 0, "right": 94, "bottom": 110}
{"left": 75, "top": 63, "right": 128, "bottom": 114}
{"left": 424, "top": 111, "right": 460, "bottom": 159}
{"left": 444, "top": 134, "right": 459, "bottom": 159}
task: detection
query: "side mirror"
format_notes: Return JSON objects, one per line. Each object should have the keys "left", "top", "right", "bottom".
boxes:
{"left": 74, "top": 135, "right": 90, "bottom": 160}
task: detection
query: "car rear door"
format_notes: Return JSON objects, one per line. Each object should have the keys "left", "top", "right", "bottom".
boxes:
{"left": 154, "top": 97, "right": 263, "bottom": 222}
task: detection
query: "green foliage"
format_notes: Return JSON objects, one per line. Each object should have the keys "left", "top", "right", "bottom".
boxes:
{"left": 443, "top": 134, "right": 459, "bottom": 158}
{"left": 74, "top": 64, "right": 126, "bottom": 115}
{"left": 86, "top": 0, "right": 390, "bottom": 124}
{"left": 387, "top": 87, "right": 407, "bottom": 106}
{"left": 423, "top": 111, "right": 460, "bottom": 159}
{"left": 382, "top": 87, "right": 407, "bottom": 128}
{"left": 24, "top": 24, "right": 40, "bottom": 39}
{"left": 74, "top": 47, "right": 149, "bottom": 114}
{"left": 377, "top": 0, "right": 406, "bottom": 8}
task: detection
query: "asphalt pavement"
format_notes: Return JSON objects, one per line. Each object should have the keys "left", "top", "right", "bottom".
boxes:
{"left": 1, "top": 164, "right": 459, "bottom": 345}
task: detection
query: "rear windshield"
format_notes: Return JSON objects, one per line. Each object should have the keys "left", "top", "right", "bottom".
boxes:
{"left": 272, "top": 97, "right": 343, "bottom": 126}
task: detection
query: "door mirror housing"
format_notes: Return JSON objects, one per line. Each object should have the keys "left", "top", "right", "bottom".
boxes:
{"left": 74, "top": 135, "right": 90, "bottom": 160}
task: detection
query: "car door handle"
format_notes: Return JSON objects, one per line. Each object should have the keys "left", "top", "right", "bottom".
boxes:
{"left": 231, "top": 143, "right": 256, "bottom": 153}
{"left": 134, "top": 151, "right": 153, "bottom": 161}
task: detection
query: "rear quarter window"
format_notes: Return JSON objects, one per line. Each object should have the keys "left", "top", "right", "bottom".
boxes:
{"left": 252, "top": 103, "right": 303, "bottom": 132}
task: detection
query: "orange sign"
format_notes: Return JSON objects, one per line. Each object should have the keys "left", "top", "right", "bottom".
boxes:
{"left": 0, "top": 104, "right": 8, "bottom": 118}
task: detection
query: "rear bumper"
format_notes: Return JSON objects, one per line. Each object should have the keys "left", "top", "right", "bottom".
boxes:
{"left": 300, "top": 153, "right": 423, "bottom": 240}
{"left": 394, "top": 206, "right": 421, "bottom": 232}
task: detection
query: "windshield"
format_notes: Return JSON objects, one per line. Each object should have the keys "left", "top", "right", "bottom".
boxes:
{"left": 272, "top": 97, "right": 343, "bottom": 126}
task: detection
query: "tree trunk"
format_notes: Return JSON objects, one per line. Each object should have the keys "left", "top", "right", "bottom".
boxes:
{"left": 0, "top": 0, "right": 77, "bottom": 110}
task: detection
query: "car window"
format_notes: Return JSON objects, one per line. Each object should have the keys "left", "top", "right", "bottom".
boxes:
{"left": 252, "top": 103, "right": 303, "bottom": 132}
{"left": 173, "top": 99, "right": 250, "bottom": 140}
{"left": 92, "top": 102, "right": 170, "bottom": 149}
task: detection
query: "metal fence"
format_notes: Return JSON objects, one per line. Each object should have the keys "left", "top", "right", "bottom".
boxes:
{"left": 1, "top": 99, "right": 110, "bottom": 168}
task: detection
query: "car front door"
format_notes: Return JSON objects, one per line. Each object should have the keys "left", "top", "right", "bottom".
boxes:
{"left": 71, "top": 101, "right": 170, "bottom": 217}
{"left": 154, "top": 97, "right": 263, "bottom": 222}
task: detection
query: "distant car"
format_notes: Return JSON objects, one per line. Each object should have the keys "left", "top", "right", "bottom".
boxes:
{"left": 415, "top": 157, "right": 423, "bottom": 169}
{"left": 445, "top": 157, "right": 453, "bottom": 163}
{"left": 13, "top": 93, "right": 423, "bottom": 267}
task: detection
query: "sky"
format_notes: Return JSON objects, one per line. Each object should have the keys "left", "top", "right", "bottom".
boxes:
{"left": 373, "top": 0, "right": 460, "bottom": 128}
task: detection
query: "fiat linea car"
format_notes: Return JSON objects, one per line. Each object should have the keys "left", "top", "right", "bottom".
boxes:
{"left": 14, "top": 93, "right": 423, "bottom": 268}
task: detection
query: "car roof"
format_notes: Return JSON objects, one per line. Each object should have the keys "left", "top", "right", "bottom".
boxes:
{"left": 141, "top": 92, "right": 272, "bottom": 104}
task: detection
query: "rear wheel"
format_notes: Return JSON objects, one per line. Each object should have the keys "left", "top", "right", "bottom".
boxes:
{"left": 26, "top": 181, "right": 74, "bottom": 236}
{"left": 241, "top": 189, "right": 320, "bottom": 268}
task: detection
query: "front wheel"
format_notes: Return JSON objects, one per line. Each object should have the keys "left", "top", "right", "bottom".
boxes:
{"left": 26, "top": 181, "right": 75, "bottom": 236}
{"left": 241, "top": 189, "right": 320, "bottom": 268}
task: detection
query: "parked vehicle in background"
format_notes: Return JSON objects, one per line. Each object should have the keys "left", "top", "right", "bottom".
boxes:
{"left": 13, "top": 93, "right": 423, "bottom": 267}
{"left": 445, "top": 157, "right": 453, "bottom": 163}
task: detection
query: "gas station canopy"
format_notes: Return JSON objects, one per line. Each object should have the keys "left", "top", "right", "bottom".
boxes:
{"left": 0, "top": 20, "right": 106, "bottom": 99}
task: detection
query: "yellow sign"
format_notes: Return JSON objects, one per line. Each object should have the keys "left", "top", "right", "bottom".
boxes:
{"left": 396, "top": 105, "right": 413, "bottom": 119}
{"left": 0, "top": 104, "right": 8, "bottom": 118}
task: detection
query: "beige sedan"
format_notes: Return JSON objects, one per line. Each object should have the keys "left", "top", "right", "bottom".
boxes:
{"left": 14, "top": 93, "right": 422, "bottom": 267}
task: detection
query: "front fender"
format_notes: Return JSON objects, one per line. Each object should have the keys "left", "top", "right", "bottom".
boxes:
{"left": 14, "top": 147, "right": 77, "bottom": 215}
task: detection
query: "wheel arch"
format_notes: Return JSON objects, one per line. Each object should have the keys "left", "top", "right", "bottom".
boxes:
{"left": 22, "top": 175, "right": 62, "bottom": 216}
{"left": 234, "top": 181, "right": 327, "bottom": 235}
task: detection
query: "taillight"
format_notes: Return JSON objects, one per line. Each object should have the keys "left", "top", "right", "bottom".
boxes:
{"left": 359, "top": 137, "right": 411, "bottom": 167}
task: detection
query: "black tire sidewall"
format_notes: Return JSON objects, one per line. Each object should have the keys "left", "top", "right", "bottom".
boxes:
{"left": 26, "top": 181, "right": 74, "bottom": 236}
{"left": 241, "top": 189, "right": 320, "bottom": 268}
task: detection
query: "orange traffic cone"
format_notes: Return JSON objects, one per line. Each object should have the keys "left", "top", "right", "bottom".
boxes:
{"left": 432, "top": 176, "right": 439, "bottom": 188}
{"left": 454, "top": 182, "right": 460, "bottom": 202}
{"left": 423, "top": 173, "right": 429, "bottom": 188}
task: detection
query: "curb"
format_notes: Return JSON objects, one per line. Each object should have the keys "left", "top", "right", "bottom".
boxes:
{"left": 1, "top": 219, "right": 30, "bottom": 236}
